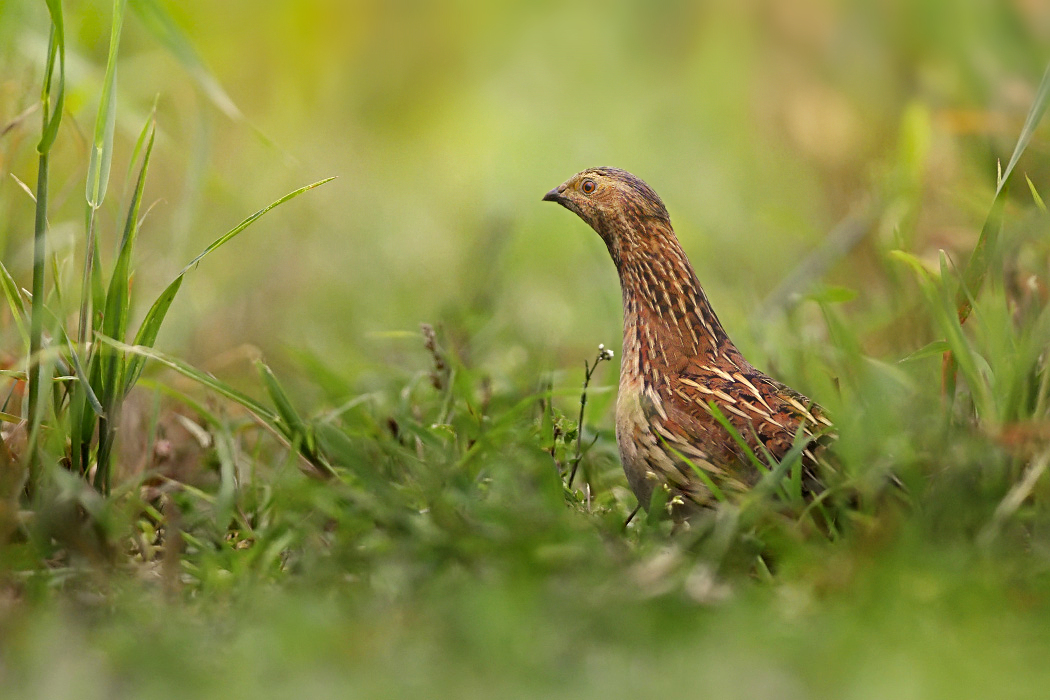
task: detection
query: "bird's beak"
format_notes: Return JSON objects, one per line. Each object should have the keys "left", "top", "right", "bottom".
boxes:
{"left": 542, "top": 185, "right": 566, "bottom": 203}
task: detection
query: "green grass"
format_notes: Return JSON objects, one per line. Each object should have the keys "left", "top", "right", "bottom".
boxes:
{"left": 3, "top": 2, "right": 1050, "bottom": 698}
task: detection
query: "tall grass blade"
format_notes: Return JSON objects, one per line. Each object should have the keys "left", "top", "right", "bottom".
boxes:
{"left": 101, "top": 120, "right": 155, "bottom": 358}
{"left": 891, "top": 250, "right": 995, "bottom": 421}
{"left": 96, "top": 337, "right": 277, "bottom": 423}
{"left": 95, "top": 120, "right": 155, "bottom": 492}
{"left": 124, "top": 177, "right": 334, "bottom": 394}
{"left": 180, "top": 178, "right": 335, "bottom": 275}
{"left": 256, "top": 361, "right": 308, "bottom": 441}
{"left": 705, "top": 400, "right": 769, "bottom": 475}
{"left": 997, "top": 63, "right": 1050, "bottom": 199}
{"left": 85, "top": 0, "right": 125, "bottom": 209}
{"left": 80, "top": 0, "right": 127, "bottom": 345}
{"left": 257, "top": 360, "right": 333, "bottom": 474}
{"left": 660, "top": 438, "right": 727, "bottom": 503}
{"left": 123, "top": 276, "right": 181, "bottom": 395}
{"left": 120, "top": 96, "right": 158, "bottom": 206}
{"left": 35, "top": 304, "right": 105, "bottom": 419}
{"left": 0, "top": 260, "right": 29, "bottom": 346}
{"left": 28, "top": 9, "right": 65, "bottom": 474}
{"left": 1027, "top": 175, "right": 1047, "bottom": 213}
{"left": 955, "top": 197, "right": 1005, "bottom": 325}
{"left": 59, "top": 337, "right": 104, "bottom": 419}
{"left": 36, "top": 1, "right": 65, "bottom": 153}
{"left": 957, "top": 61, "right": 1050, "bottom": 324}
{"left": 899, "top": 339, "right": 950, "bottom": 363}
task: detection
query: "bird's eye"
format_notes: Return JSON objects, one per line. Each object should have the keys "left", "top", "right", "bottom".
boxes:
{"left": 581, "top": 179, "right": 596, "bottom": 195}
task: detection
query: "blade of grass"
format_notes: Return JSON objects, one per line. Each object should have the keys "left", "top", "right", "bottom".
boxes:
{"left": 180, "top": 178, "right": 335, "bottom": 275}
{"left": 123, "top": 177, "right": 334, "bottom": 395}
{"left": 997, "top": 63, "right": 1050, "bottom": 201}
{"left": 123, "top": 276, "right": 181, "bottom": 394}
{"left": 891, "top": 249, "right": 995, "bottom": 421}
{"left": 81, "top": 0, "right": 128, "bottom": 347}
{"left": 256, "top": 361, "right": 342, "bottom": 479}
{"left": 256, "top": 361, "right": 309, "bottom": 443}
{"left": 122, "top": 95, "right": 158, "bottom": 204}
{"left": 97, "top": 336, "right": 277, "bottom": 423}
{"left": 36, "top": 305, "right": 104, "bottom": 418}
{"left": 660, "top": 438, "right": 727, "bottom": 503}
{"left": 102, "top": 336, "right": 343, "bottom": 480}
{"left": 37, "top": 1, "right": 65, "bottom": 154}
{"left": 1027, "top": 175, "right": 1047, "bottom": 213}
{"left": 945, "top": 62, "right": 1050, "bottom": 394}
{"left": 85, "top": 0, "right": 125, "bottom": 210}
{"left": 955, "top": 61, "right": 1050, "bottom": 323}
{"left": 704, "top": 400, "right": 770, "bottom": 475}
{"left": 28, "top": 7, "right": 65, "bottom": 476}
{"left": 102, "top": 121, "right": 155, "bottom": 358}
{"left": 0, "top": 259, "right": 29, "bottom": 346}
{"left": 899, "top": 339, "right": 950, "bottom": 363}
{"left": 95, "top": 119, "right": 155, "bottom": 492}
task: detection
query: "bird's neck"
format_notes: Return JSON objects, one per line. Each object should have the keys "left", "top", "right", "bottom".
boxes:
{"left": 612, "top": 222, "right": 736, "bottom": 361}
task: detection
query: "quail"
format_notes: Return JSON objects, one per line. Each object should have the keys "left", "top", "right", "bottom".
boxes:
{"left": 543, "top": 167, "right": 832, "bottom": 513}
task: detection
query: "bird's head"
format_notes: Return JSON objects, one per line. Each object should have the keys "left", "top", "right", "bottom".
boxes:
{"left": 541, "top": 167, "right": 672, "bottom": 234}
{"left": 546, "top": 167, "right": 667, "bottom": 270}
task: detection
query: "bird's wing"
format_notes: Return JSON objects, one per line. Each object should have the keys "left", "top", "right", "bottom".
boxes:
{"left": 663, "top": 364, "right": 834, "bottom": 484}
{"left": 635, "top": 384, "right": 753, "bottom": 503}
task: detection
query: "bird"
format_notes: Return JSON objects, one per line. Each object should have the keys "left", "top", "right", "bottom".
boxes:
{"left": 543, "top": 167, "right": 833, "bottom": 516}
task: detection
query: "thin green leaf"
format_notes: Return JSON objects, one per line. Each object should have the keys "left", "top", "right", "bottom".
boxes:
{"left": 705, "top": 400, "right": 769, "bottom": 475}
{"left": 257, "top": 361, "right": 307, "bottom": 439}
{"left": 661, "top": 439, "right": 727, "bottom": 503}
{"left": 645, "top": 483, "right": 671, "bottom": 525}
{"left": 69, "top": 388, "right": 87, "bottom": 476}
{"left": 1027, "top": 174, "right": 1047, "bottom": 213}
{"left": 998, "top": 63, "right": 1050, "bottom": 199}
{"left": 37, "top": 304, "right": 105, "bottom": 418}
{"left": 91, "top": 235, "right": 105, "bottom": 331}
{"left": 28, "top": 9, "right": 65, "bottom": 462}
{"left": 214, "top": 430, "right": 238, "bottom": 530}
{"left": 37, "top": 1, "right": 65, "bottom": 153}
{"left": 123, "top": 275, "right": 182, "bottom": 395}
{"left": 100, "top": 120, "right": 155, "bottom": 406}
{"left": 123, "top": 178, "right": 334, "bottom": 395}
{"left": 0, "top": 259, "right": 29, "bottom": 345}
{"left": 96, "top": 335, "right": 278, "bottom": 423}
{"left": 123, "top": 95, "right": 158, "bottom": 201}
{"left": 80, "top": 0, "right": 128, "bottom": 345}
{"left": 891, "top": 249, "right": 995, "bottom": 420}
{"left": 86, "top": 0, "right": 126, "bottom": 208}
{"left": 65, "top": 351, "right": 104, "bottom": 418}
{"left": 181, "top": 177, "right": 336, "bottom": 275}
{"left": 958, "top": 61, "right": 1050, "bottom": 323}
{"left": 957, "top": 195, "right": 1005, "bottom": 323}
{"left": 899, "top": 339, "right": 951, "bottom": 363}
{"left": 748, "top": 426, "right": 813, "bottom": 505}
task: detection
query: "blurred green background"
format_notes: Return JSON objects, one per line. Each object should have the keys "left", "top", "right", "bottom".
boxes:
{"left": 2, "top": 0, "right": 1047, "bottom": 401}
{"left": 3, "top": 3, "right": 1050, "bottom": 698}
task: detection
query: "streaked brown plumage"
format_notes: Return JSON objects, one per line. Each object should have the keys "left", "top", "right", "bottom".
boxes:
{"left": 544, "top": 167, "right": 832, "bottom": 514}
